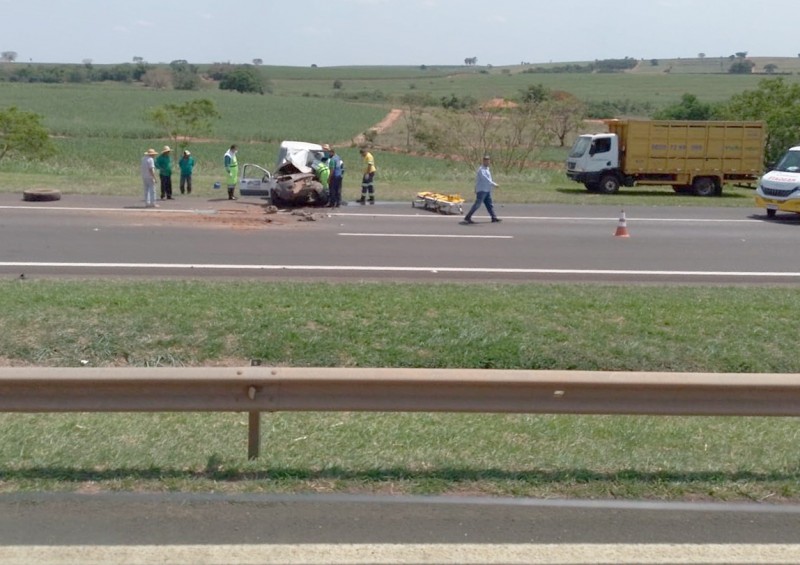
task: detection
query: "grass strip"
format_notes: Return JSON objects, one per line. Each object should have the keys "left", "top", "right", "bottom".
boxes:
{"left": 0, "top": 280, "right": 798, "bottom": 501}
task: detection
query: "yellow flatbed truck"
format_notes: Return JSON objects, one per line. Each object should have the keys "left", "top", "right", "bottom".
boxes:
{"left": 566, "top": 119, "right": 765, "bottom": 196}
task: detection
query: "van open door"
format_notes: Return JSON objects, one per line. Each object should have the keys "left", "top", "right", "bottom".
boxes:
{"left": 239, "top": 164, "right": 273, "bottom": 197}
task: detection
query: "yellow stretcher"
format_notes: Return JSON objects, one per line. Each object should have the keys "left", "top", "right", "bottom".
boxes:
{"left": 412, "top": 191, "right": 465, "bottom": 215}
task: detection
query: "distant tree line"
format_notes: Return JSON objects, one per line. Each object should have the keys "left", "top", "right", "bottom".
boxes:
{"left": 523, "top": 57, "right": 638, "bottom": 74}
{"left": 0, "top": 60, "right": 270, "bottom": 93}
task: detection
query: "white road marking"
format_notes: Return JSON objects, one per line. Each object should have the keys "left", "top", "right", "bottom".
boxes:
{"left": 1, "top": 262, "right": 800, "bottom": 278}
{"left": 339, "top": 233, "right": 512, "bottom": 239}
{"left": 1, "top": 544, "right": 798, "bottom": 564}
{"left": 333, "top": 212, "right": 763, "bottom": 223}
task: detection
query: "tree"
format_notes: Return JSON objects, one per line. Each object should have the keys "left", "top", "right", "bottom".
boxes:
{"left": 414, "top": 100, "right": 554, "bottom": 174}
{"left": 729, "top": 59, "right": 754, "bottom": 74}
{"left": 544, "top": 96, "right": 586, "bottom": 147}
{"left": 146, "top": 99, "right": 221, "bottom": 153}
{"left": 653, "top": 93, "right": 716, "bottom": 120}
{"left": 0, "top": 106, "right": 55, "bottom": 163}
{"left": 698, "top": 53, "right": 706, "bottom": 59}
{"left": 219, "top": 65, "right": 265, "bottom": 94}
{"left": 399, "top": 92, "right": 436, "bottom": 151}
{"left": 721, "top": 77, "right": 800, "bottom": 165}
{"left": 169, "top": 59, "right": 200, "bottom": 90}
{"left": 1, "top": 51, "right": 17, "bottom": 63}
{"left": 252, "top": 58, "right": 263, "bottom": 66}
{"left": 764, "top": 63, "right": 778, "bottom": 74}
{"left": 141, "top": 68, "right": 172, "bottom": 89}
{"left": 518, "top": 84, "right": 550, "bottom": 105}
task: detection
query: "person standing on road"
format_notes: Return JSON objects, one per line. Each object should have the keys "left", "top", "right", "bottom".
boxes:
{"left": 326, "top": 145, "right": 344, "bottom": 207}
{"left": 357, "top": 146, "right": 376, "bottom": 205}
{"left": 141, "top": 148, "right": 159, "bottom": 208}
{"left": 178, "top": 150, "right": 195, "bottom": 195}
{"left": 155, "top": 145, "right": 174, "bottom": 200}
{"left": 224, "top": 144, "right": 238, "bottom": 200}
{"left": 461, "top": 154, "right": 500, "bottom": 224}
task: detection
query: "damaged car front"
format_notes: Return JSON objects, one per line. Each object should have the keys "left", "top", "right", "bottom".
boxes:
{"left": 239, "top": 141, "right": 330, "bottom": 207}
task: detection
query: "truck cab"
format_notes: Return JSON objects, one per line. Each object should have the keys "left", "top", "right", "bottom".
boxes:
{"left": 566, "top": 134, "right": 621, "bottom": 192}
{"left": 755, "top": 147, "right": 800, "bottom": 218}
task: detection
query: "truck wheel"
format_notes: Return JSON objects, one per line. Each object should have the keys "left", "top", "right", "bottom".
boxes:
{"left": 597, "top": 175, "right": 620, "bottom": 194}
{"left": 692, "top": 177, "right": 717, "bottom": 197}
{"left": 766, "top": 208, "right": 777, "bottom": 218}
{"left": 584, "top": 182, "right": 599, "bottom": 192}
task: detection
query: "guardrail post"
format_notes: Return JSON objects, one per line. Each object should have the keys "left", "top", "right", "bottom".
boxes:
{"left": 248, "top": 411, "right": 261, "bottom": 459}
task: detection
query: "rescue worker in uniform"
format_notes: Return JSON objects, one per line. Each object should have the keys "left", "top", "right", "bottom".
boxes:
{"left": 223, "top": 144, "right": 238, "bottom": 200}
{"left": 357, "top": 146, "right": 376, "bottom": 204}
{"left": 315, "top": 156, "right": 331, "bottom": 192}
{"left": 324, "top": 144, "right": 345, "bottom": 207}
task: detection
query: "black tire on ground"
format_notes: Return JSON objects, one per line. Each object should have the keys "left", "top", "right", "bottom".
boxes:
{"left": 597, "top": 175, "right": 620, "bottom": 194}
{"left": 22, "top": 188, "right": 62, "bottom": 202}
{"left": 314, "top": 188, "right": 330, "bottom": 207}
{"left": 766, "top": 208, "right": 777, "bottom": 218}
{"left": 692, "top": 177, "right": 718, "bottom": 197}
{"left": 584, "top": 182, "right": 600, "bottom": 192}
{"left": 672, "top": 185, "right": 692, "bottom": 194}
{"left": 269, "top": 192, "right": 286, "bottom": 208}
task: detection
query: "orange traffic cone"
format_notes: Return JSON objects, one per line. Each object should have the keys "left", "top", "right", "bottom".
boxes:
{"left": 614, "top": 209, "right": 630, "bottom": 238}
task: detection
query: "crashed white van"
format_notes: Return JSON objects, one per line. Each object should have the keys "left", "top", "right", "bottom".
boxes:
{"left": 755, "top": 146, "right": 800, "bottom": 218}
{"left": 239, "top": 141, "right": 329, "bottom": 207}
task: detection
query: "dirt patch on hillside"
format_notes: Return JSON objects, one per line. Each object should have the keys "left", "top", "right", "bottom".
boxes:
{"left": 350, "top": 108, "right": 404, "bottom": 146}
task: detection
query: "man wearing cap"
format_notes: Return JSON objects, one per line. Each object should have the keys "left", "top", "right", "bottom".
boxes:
{"left": 155, "top": 145, "right": 174, "bottom": 200}
{"left": 461, "top": 154, "right": 500, "bottom": 224}
{"left": 140, "top": 148, "right": 159, "bottom": 208}
{"left": 179, "top": 149, "right": 195, "bottom": 195}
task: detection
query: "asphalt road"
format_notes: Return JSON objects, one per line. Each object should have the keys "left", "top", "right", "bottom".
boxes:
{"left": 1, "top": 493, "right": 799, "bottom": 563}
{"left": 2, "top": 193, "right": 800, "bottom": 284}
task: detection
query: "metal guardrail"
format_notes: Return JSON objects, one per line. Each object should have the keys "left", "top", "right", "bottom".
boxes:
{"left": 1, "top": 367, "right": 799, "bottom": 458}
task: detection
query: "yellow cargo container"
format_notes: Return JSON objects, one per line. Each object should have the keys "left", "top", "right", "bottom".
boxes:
{"left": 566, "top": 120, "right": 765, "bottom": 196}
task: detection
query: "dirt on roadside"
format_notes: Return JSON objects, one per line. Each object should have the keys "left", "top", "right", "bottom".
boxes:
{"left": 126, "top": 202, "right": 329, "bottom": 231}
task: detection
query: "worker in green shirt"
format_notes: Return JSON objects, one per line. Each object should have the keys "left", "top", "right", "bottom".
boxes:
{"left": 178, "top": 150, "right": 195, "bottom": 194}
{"left": 154, "top": 145, "right": 173, "bottom": 199}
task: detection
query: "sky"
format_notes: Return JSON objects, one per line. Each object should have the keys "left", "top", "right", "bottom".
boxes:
{"left": 1, "top": 0, "right": 798, "bottom": 67}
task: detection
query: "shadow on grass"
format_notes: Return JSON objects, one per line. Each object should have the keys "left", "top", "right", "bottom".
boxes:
{"left": 2, "top": 465, "right": 798, "bottom": 485}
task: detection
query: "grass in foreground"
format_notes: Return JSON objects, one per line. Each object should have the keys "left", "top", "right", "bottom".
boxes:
{"left": 1, "top": 280, "right": 798, "bottom": 501}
